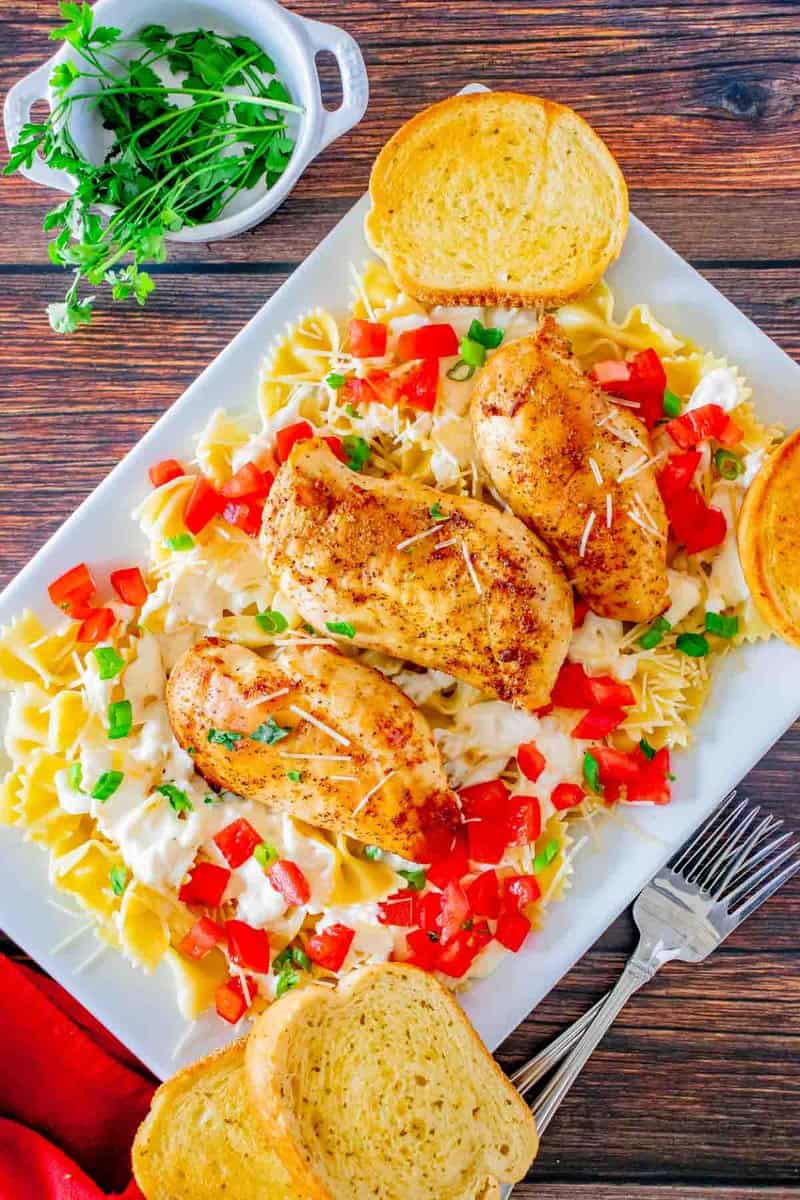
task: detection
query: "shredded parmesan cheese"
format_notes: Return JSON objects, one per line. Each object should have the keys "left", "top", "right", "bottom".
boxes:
{"left": 72, "top": 941, "right": 108, "bottom": 975}
{"left": 396, "top": 524, "right": 446, "bottom": 552}
{"left": 352, "top": 770, "right": 398, "bottom": 817}
{"left": 588, "top": 456, "right": 603, "bottom": 486}
{"left": 278, "top": 752, "right": 352, "bottom": 761}
{"left": 606, "top": 493, "right": 613, "bottom": 529}
{"left": 617, "top": 451, "right": 665, "bottom": 484}
{"left": 461, "top": 541, "right": 482, "bottom": 596}
{"left": 243, "top": 687, "right": 290, "bottom": 708}
{"left": 51, "top": 922, "right": 95, "bottom": 954}
{"left": 434, "top": 537, "right": 458, "bottom": 551}
{"left": 288, "top": 705, "right": 351, "bottom": 747}
{"left": 579, "top": 511, "right": 597, "bottom": 557}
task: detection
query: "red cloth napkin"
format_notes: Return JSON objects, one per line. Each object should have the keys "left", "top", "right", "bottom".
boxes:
{"left": 0, "top": 954, "right": 156, "bottom": 1200}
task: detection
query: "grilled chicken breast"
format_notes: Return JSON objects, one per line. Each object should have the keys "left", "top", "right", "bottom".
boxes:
{"left": 471, "top": 318, "right": 669, "bottom": 622}
{"left": 167, "top": 638, "right": 460, "bottom": 861}
{"left": 261, "top": 439, "right": 573, "bottom": 711}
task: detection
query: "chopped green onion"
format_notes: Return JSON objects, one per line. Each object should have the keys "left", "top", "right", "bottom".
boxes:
{"left": 364, "top": 845, "right": 382, "bottom": 861}
{"left": 445, "top": 359, "right": 476, "bottom": 382}
{"left": 459, "top": 336, "right": 486, "bottom": 368}
{"left": 68, "top": 762, "right": 83, "bottom": 792}
{"left": 275, "top": 967, "right": 299, "bottom": 998}
{"left": 345, "top": 403, "right": 361, "bottom": 419}
{"left": 663, "top": 389, "right": 682, "bottom": 418}
{"left": 292, "top": 946, "right": 311, "bottom": 972}
{"left": 582, "top": 751, "right": 603, "bottom": 795}
{"left": 93, "top": 646, "right": 125, "bottom": 680}
{"left": 109, "top": 864, "right": 128, "bottom": 897}
{"left": 255, "top": 610, "right": 289, "bottom": 634}
{"left": 326, "top": 620, "right": 356, "bottom": 639}
{"left": 254, "top": 841, "right": 278, "bottom": 869}
{"left": 639, "top": 738, "right": 657, "bottom": 761}
{"left": 638, "top": 615, "right": 672, "bottom": 650}
{"left": 187, "top": 746, "right": 196, "bottom": 756}
{"left": 398, "top": 867, "right": 427, "bottom": 891}
{"left": 107, "top": 699, "right": 132, "bottom": 740}
{"left": 165, "top": 533, "right": 194, "bottom": 551}
{"left": 342, "top": 435, "right": 371, "bottom": 472}
{"left": 532, "top": 838, "right": 560, "bottom": 874}
{"left": 326, "top": 372, "right": 346, "bottom": 389}
{"left": 286, "top": 769, "right": 303, "bottom": 782}
{"left": 676, "top": 632, "right": 709, "bottom": 658}
{"left": 203, "top": 793, "right": 223, "bottom": 804}
{"left": 250, "top": 717, "right": 290, "bottom": 745}
{"left": 207, "top": 729, "right": 242, "bottom": 749}
{"left": 273, "top": 944, "right": 311, "bottom": 973}
{"left": 303, "top": 623, "right": 316, "bottom": 635}
{"left": 91, "top": 771, "right": 124, "bottom": 802}
{"left": 429, "top": 502, "right": 447, "bottom": 522}
{"left": 467, "top": 319, "right": 504, "bottom": 349}
{"left": 157, "top": 782, "right": 193, "bottom": 813}
{"left": 714, "top": 448, "right": 744, "bottom": 481}
{"left": 705, "top": 610, "right": 739, "bottom": 639}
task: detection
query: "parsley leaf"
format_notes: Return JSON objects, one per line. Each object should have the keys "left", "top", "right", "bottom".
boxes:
{"left": 250, "top": 717, "right": 290, "bottom": 746}
{"left": 157, "top": 782, "right": 194, "bottom": 814}
{"left": 208, "top": 729, "right": 243, "bottom": 749}
{"left": 109, "top": 864, "right": 129, "bottom": 896}
{"left": 326, "top": 620, "right": 356, "bottom": 639}
{"left": 342, "top": 435, "right": 371, "bottom": 472}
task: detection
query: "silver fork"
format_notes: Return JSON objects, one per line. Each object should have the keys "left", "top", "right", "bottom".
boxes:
{"left": 500, "top": 792, "right": 800, "bottom": 1198}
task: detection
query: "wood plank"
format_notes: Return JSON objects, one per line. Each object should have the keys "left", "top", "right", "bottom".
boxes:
{"left": 512, "top": 1189, "right": 800, "bottom": 1199}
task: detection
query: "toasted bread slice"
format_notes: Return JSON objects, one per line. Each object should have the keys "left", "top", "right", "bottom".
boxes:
{"left": 132, "top": 1040, "right": 297, "bottom": 1200}
{"left": 738, "top": 428, "right": 800, "bottom": 646}
{"left": 246, "top": 963, "right": 538, "bottom": 1200}
{"left": 365, "top": 92, "right": 628, "bottom": 308}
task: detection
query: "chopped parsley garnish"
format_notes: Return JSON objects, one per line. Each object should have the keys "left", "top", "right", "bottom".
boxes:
{"left": 157, "top": 782, "right": 193, "bottom": 814}
{"left": 342, "top": 434, "right": 371, "bottom": 472}
{"left": 326, "top": 620, "right": 356, "bottom": 639}
{"left": 663, "top": 389, "right": 682, "bottom": 418}
{"left": 109, "top": 864, "right": 129, "bottom": 896}
{"left": 207, "top": 729, "right": 243, "bottom": 749}
{"left": 286, "top": 769, "right": 303, "bottom": 782}
{"left": 638, "top": 615, "right": 671, "bottom": 650}
{"left": 676, "top": 632, "right": 709, "bottom": 658}
{"left": 255, "top": 609, "right": 289, "bottom": 634}
{"left": 203, "top": 792, "right": 223, "bottom": 804}
{"left": 398, "top": 867, "right": 427, "bottom": 891}
{"left": 364, "top": 845, "right": 382, "bottom": 862}
{"left": 705, "top": 611, "right": 739, "bottom": 639}
{"left": 250, "top": 717, "right": 290, "bottom": 745}
{"left": 345, "top": 403, "right": 361, "bottom": 419}
{"left": 326, "top": 372, "right": 346, "bottom": 389}
{"left": 532, "top": 838, "right": 560, "bottom": 874}
{"left": 93, "top": 646, "right": 125, "bottom": 680}
{"left": 303, "top": 623, "right": 316, "bottom": 635}
{"left": 467, "top": 319, "right": 504, "bottom": 350}
{"left": 107, "top": 699, "right": 132, "bottom": 740}
{"left": 165, "top": 533, "right": 194, "bottom": 551}
{"left": 186, "top": 746, "right": 196, "bottom": 756}
{"left": 639, "top": 737, "right": 657, "bottom": 761}
{"left": 582, "top": 751, "right": 603, "bottom": 795}
{"left": 91, "top": 771, "right": 124, "bottom": 802}
{"left": 68, "top": 762, "right": 83, "bottom": 792}
{"left": 429, "top": 502, "right": 447, "bottom": 522}
{"left": 253, "top": 841, "right": 278, "bottom": 869}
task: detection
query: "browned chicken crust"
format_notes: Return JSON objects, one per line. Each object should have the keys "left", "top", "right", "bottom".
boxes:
{"left": 260, "top": 439, "right": 573, "bottom": 712}
{"left": 167, "top": 638, "right": 460, "bottom": 861}
{"left": 471, "top": 318, "right": 669, "bottom": 622}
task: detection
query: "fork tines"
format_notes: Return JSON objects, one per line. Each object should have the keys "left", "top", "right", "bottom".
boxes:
{"left": 669, "top": 791, "right": 800, "bottom": 918}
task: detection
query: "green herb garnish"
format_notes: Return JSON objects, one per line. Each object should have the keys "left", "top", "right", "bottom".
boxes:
{"left": 398, "top": 867, "right": 427, "bottom": 891}
{"left": 107, "top": 699, "right": 132, "bottom": 740}
{"left": 165, "top": 533, "right": 194, "bottom": 551}
{"left": 326, "top": 373, "right": 346, "bottom": 389}
{"left": 272, "top": 944, "right": 311, "bottom": 973}
{"left": 714, "top": 448, "right": 744, "bottom": 481}
{"left": 705, "top": 610, "right": 739, "bottom": 639}
{"left": 638, "top": 615, "right": 672, "bottom": 650}
{"left": 109, "top": 864, "right": 129, "bottom": 896}
{"left": 446, "top": 359, "right": 476, "bottom": 382}
{"left": 91, "top": 770, "right": 124, "bottom": 802}
{"left": 286, "top": 769, "right": 302, "bottom": 782}
{"left": 429, "top": 502, "right": 447, "bottom": 522}
{"left": 676, "top": 632, "right": 709, "bottom": 658}
{"left": 532, "top": 838, "right": 560, "bottom": 874}
{"left": 345, "top": 403, "right": 361, "bottom": 418}
{"left": 467, "top": 319, "right": 504, "bottom": 350}
{"left": 5, "top": 8, "right": 302, "bottom": 333}
{"left": 207, "top": 728, "right": 243, "bottom": 749}
{"left": 364, "top": 845, "right": 382, "bottom": 861}
{"left": 68, "top": 762, "right": 83, "bottom": 792}
{"left": 275, "top": 967, "right": 299, "bottom": 998}
{"left": 250, "top": 717, "right": 290, "bottom": 745}
{"left": 639, "top": 738, "right": 657, "bottom": 761}
{"left": 663, "top": 389, "right": 682, "bottom": 418}
{"left": 157, "top": 782, "right": 193, "bottom": 813}
{"left": 203, "top": 792, "right": 223, "bottom": 804}
{"left": 342, "top": 435, "right": 371, "bottom": 472}
{"left": 459, "top": 336, "right": 487, "bottom": 368}
{"left": 92, "top": 646, "right": 125, "bottom": 680}
{"left": 326, "top": 620, "right": 355, "bottom": 639}
{"left": 582, "top": 751, "right": 603, "bottom": 795}
{"left": 253, "top": 841, "right": 278, "bottom": 869}
{"left": 255, "top": 609, "right": 289, "bottom": 634}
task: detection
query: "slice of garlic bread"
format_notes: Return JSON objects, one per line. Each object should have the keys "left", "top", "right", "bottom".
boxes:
{"left": 132, "top": 1040, "right": 297, "bottom": 1200}
{"left": 246, "top": 963, "right": 539, "bottom": 1200}
{"left": 365, "top": 91, "right": 628, "bottom": 308}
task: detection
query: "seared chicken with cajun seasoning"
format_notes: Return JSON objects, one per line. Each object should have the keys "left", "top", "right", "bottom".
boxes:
{"left": 471, "top": 318, "right": 669, "bottom": 622}
{"left": 167, "top": 638, "right": 460, "bottom": 861}
{"left": 260, "top": 439, "right": 573, "bottom": 711}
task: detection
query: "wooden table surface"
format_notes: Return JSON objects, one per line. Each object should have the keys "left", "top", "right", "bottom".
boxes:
{"left": 2, "top": 2, "right": 800, "bottom": 1196}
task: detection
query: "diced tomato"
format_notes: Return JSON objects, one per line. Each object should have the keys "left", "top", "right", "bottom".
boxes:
{"left": 572, "top": 707, "right": 627, "bottom": 740}
{"left": 626, "top": 746, "right": 672, "bottom": 806}
{"left": 666, "top": 404, "right": 743, "bottom": 450}
{"left": 377, "top": 889, "right": 420, "bottom": 927}
{"left": 591, "top": 746, "right": 641, "bottom": 785}
{"left": 517, "top": 741, "right": 546, "bottom": 782}
{"left": 306, "top": 923, "right": 355, "bottom": 972}
{"left": 467, "top": 819, "right": 508, "bottom": 865}
{"left": 350, "top": 318, "right": 388, "bottom": 358}
{"left": 178, "top": 915, "right": 225, "bottom": 960}
{"left": 149, "top": 459, "right": 184, "bottom": 489}
{"left": 179, "top": 861, "right": 231, "bottom": 908}
{"left": 62, "top": 584, "right": 96, "bottom": 620}
{"left": 551, "top": 661, "right": 634, "bottom": 709}
{"left": 505, "top": 795, "right": 541, "bottom": 846}
{"left": 466, "top": 870, "right": 500, "bottom": 918}
{"left": 110, "top": 566, "right": 148, "bottom": 607}
{"left": 48, "top": 563, "right": 96, "bottom": 612}
{"left": 657, "top": 451, "right": 702, "bottom": 502}
{"left": 220, "top": 462, "right": 274, "bottom": 500}
{"left": 343, "top": 370, "right": 398, "bottom": 408}
{"left": 590, "top": 349, "right": 667, "bottom": 429}
{"left": 275, "top": 421, "right": 314, "bottom": 464}
{"left": 399, "top": 358, "right": 439, "bottom": 411}
{"left": 426, "top": 830, "right": 469, "bottom": 890}
{"left": 495, "top": 911, "right": 531, "bottom": 952}
{"left": 439, "top": 881, "right": 471, "bottom": 945}
{"left": 213, "top": 818, "right": 262, "bottom": 869}
{"left": 502, "top": 874, "right": 541, "bottom": 913}
{"left": 404, "top": 927, "right": 438, "bottom": 971}
{"left": 184, "top": 475, "right": 222, "bottom": 535}
{"left": 551, "top": 782, "right": 585, "bottom": 811}
{"left": 587, "top": 675, "right": 636, "bottom": 708}
{"left": 215, "top": 974, "right": 255, "bottom": 1024}
{"left": 573, "top": 598, "right": 590, "bottom": 628}
{"left": 535, "top": 702, "right": 554, "bottom": 718}
{"left": 225, "top": 919, "right": 270, "bottom": 973}
{"left": 268, "top": 860, "right": 311, "bottom": 907}
{"left": 76, "top": 607, "right": 116, "bottom": 645}
{"left": 662, "top": 485, "right": 727, "bottom": 555}
{"left": 418, "top": 890, "right": 445, "bottom": 935}
{"left": 459, "top": 779, "right": 510, "bottom": 820}
{"left": 222, "top": 500, "right": 264, "bottom": 537}
{"left": 435, "top": 924, "right": 491, "bottom": 978}
{"left": 396, "top": 324, "right": 459, "bottom": 361}
{"left": 323, "top": 435, "right": 346, "bottom": 463}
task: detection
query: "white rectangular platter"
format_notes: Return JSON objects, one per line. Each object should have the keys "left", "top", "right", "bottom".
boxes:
{"left": 2, "top": 126, "right": 800, "bottom": 1082}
